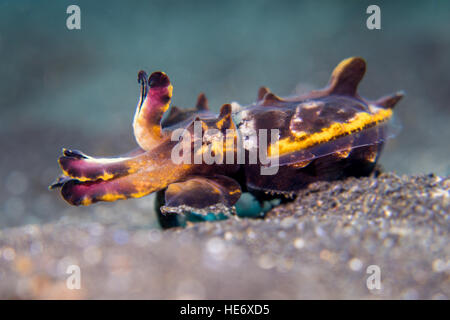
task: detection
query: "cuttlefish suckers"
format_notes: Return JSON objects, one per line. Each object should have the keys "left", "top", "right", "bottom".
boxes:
{"left": 50, "top": 57, "right": 403, "bottom": 217}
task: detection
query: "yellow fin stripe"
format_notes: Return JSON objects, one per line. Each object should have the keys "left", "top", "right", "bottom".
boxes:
{"left": 269, "top": 108, "right": 392, "bottom": 157}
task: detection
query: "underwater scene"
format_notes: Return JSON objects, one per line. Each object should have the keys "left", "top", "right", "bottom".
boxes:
{"left": 0, "top": 0, "right": 449, "bottom": 300}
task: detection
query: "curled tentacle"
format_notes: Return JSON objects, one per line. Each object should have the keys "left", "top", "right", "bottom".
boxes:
{"left": 133, "top": 71, "right": 173, "bottom": 150}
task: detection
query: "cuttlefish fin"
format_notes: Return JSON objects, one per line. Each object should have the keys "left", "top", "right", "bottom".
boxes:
{"left": 374, "top": 91, "right": 404, "bottom": 109}
{"left": 163, "top": 175, "right": 241, "bottom": 210}
{"left": 327, "top": 57, "right": 366, "bottom": 96}
{"left": 133, "top": 71, "right": 173, "bottom": 150}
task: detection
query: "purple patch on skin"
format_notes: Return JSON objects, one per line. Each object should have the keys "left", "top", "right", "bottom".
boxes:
{"left": 58, "top": 156, "right": 129, "bottom": 181}
{"left": 61, "top": 177, "right": 138, "bottom": 206}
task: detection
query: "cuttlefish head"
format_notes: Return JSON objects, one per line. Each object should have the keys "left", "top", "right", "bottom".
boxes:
{"left": 49, "top": 71, "right": 187, "bottom": 206}
{"left": 50, "top": 71, "right": 241, "bottom": 210}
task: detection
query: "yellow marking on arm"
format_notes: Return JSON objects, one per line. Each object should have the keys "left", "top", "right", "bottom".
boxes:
{"left": 60, "top": 165, "right": 137, "bottom": 182}
{"left": 81, "top": 198, "right": 92, "bottom": 206}
{"left": 99, "top": 193, "right": 127, "bottom": 202}
{"left": 60, "top": 170, "right": 115, "bottom": 182}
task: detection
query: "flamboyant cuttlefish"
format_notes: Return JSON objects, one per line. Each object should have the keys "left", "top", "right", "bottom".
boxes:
{"left": 50, "top": 57, "right": 403, "bottom": 227}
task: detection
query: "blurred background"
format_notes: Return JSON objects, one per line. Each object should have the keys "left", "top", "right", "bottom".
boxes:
{"left": 0, "top": 0, "right": 449, "bottom": 228}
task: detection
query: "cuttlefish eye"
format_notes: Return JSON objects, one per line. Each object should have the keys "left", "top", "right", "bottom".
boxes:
{"left": 148, "top": 71, "right": 170, "bottom": 88}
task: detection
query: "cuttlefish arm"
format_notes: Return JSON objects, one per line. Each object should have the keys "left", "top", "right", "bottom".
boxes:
{"left": 133, "top": 71, "right": 173, "bottom": 150}
{"left": 48, "top": 147, "right": 146, "bottom": 189}
{"left": 52, "top": 144, "right": 242, "bottom": 208}
{"left": 162, "top": 175, "right": 242, "bottom": 215}
{"left": 51, "top": 140, "right": 193, "bottom": 206}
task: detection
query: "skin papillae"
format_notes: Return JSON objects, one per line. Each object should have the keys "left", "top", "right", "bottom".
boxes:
{"left": 50, "top": 57, "right": 403, "bottom": 215}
